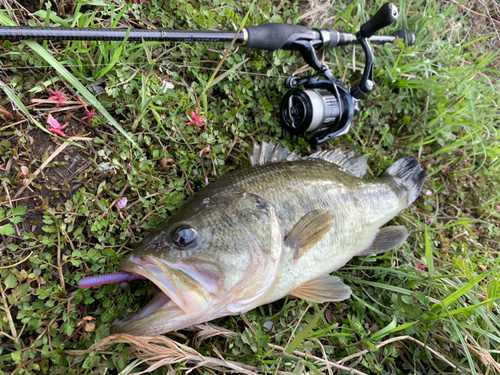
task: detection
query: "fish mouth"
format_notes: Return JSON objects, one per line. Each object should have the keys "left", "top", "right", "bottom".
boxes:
{"left": 111, "top": 255, "right": 219, "bottom": 335}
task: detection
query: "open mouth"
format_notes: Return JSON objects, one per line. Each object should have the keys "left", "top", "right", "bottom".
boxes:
{"left": 79, "top": 255, "right": 216, "bottom": 323}
{"left": 79, "top": 269, "right": 180, "bottom": 322}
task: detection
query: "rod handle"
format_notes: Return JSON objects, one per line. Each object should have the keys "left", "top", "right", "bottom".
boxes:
{"left": 243, "top": 24, "right": 319, "bottom": 51}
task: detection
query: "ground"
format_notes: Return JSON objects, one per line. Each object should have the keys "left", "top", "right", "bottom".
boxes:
{"left": 1, "top": 0, "right": 500, "bottom": 374}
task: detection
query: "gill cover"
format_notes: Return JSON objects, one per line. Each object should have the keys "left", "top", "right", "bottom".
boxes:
{"left": 222, "top": 192, "right": 283, "bottom": 312}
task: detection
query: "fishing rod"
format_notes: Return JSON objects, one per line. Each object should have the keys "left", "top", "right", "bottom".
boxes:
{"left": 0, "top": 2, "right": 415, "bottom": 144}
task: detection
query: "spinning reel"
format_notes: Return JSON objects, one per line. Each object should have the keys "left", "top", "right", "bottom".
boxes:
{"left": 275, "top": 3, "right": 414, "bottom": 144}
{"left": 0, "top": 2, "right": 415, "bottom": 144}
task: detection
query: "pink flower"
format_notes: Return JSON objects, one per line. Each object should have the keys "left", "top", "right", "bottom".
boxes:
{"left": 82, "top": 108, "right": 95, "bottom": 121}
{"left": 74, "top": 97, "right": 95, "bottom": 121}
{"left": 0, "top": 107, "right": 13, "bottom": 119}
{"left": 425, "top": 190, "right": 433, "bottom": 196}
{"left": 47, "top": 114, "right": 69, "bottom": 138}
{"left": 47, "top": 89, "right": 67, "bottom": 107}
{"left": 117, "top": 197, "right": 127, "bottom": 210}
{"left": 186, "top": 111, "right": 203, "bottom": 128}
{"left": 205, "top": 177, "right": 209, "bottom": 184}
{"left": 441, "top": 166, "right": 449, "bottom": 173}
{"left": 426, "top": 218, "right": 433, "bottom": 223}
{"left": 127, "top": 162, "right": 132, "bottom": 172}
{"left": 417, "top": 263, "right": 426, "bottom": 270}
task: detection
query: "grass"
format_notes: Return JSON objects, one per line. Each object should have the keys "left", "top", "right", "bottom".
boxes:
{"left": 0, "top": 0, "right": 499, "bottom": 373}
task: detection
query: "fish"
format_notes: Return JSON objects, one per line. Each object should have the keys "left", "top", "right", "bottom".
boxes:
{"left": 104, "top": 142, "right": 426, "bottom": 335}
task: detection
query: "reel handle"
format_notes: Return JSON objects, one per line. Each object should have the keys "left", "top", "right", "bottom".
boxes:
{"left": 392, "top": 29, "right": 416, "bottom": 46}
{"left": 359, "top": 2, "right": 398, "bottom": 38}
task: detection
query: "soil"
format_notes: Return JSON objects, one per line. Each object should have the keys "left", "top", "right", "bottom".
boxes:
{"left": 0, "top": 106, "right": 96, "bottom": 251}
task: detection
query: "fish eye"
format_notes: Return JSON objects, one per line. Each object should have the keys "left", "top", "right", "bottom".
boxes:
{"left": 173, "top": 227, "right": 197, "bottom": 248}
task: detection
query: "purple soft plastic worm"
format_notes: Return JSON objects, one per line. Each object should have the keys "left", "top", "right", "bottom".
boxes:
{"left": 79, "top": 272, "right": 146, "bottom": 288}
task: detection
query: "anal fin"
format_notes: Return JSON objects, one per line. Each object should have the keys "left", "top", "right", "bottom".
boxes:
{"left": 357, "top": 226, "right": 408, "bottom": 256}
{"left": 285, "top": 210, "right": 334, "bottom": 259}
{"left": 289, "top": 274, "right": 352, "bottom": 303}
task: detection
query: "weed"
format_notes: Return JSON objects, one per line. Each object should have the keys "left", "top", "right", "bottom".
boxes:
{"left": 0, "top": 0, "right": 499, "bottom": 374}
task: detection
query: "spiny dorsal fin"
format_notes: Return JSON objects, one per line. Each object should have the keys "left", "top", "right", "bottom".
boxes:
{"left": 249, "top": 141, "right": 300, "bottom": 166}
{"left": 357, "top": 226, "right": 408, "bottom": 256}
{"left": 308, "top": 149, "right": 367, "bottom": 178}
{"left": 285, "top": 210, "right": 334, "bottom": 259}
{"left": 289, "top": 274, "right": 352, "bottom": 303}
{"left": 249, "top": 142, "right": 366, "bottom": 178}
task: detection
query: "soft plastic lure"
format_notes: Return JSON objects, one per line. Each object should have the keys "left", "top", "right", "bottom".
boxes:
{"left": 79, "top": 272, "right": 146, "bottom": 288}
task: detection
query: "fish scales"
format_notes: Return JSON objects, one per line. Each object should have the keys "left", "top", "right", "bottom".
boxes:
{"left": 104, "top": 144, "right": 426, "bottom": 335}
{"left": 200, "top": 159, "right": 406, "bottom": 303}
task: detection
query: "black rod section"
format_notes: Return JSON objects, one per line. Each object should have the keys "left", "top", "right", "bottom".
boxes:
{"left": 0, "top": 26, "right": 414, "bottom": 47}
{"left": 0, "top": 26, "right": 243, "bottom": 43}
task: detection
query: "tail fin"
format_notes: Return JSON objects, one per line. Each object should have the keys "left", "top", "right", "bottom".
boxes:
{"left": 383, "top": 157, "right": 427, "bottom": 207}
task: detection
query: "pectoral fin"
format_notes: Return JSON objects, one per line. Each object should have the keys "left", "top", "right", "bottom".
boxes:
{"left": 289, "top": 274, "right": 352, "bottom": 303}
{"left": 285, "top": 210, "right": 334, "bottom": 259}
{"left": 357, "top": 226, "right": 408, "bottom": 256}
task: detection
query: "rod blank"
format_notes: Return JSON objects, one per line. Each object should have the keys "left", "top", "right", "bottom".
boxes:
{"left": 0, "top": 26, "right": 243, "bottom": 43}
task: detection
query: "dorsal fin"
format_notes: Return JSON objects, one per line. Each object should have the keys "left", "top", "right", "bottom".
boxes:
{"left": 249, "top": 141, "right": 300, "bottom": 166}
{"left": 308, "top": 149, "right": 367, "bottom": 178}
{"left": 249, "top": 142, "right": 366, "bottom": 178}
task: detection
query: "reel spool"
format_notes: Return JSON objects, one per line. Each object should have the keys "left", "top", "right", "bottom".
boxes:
{"left": 280, "top": 77, "right": 356, "bottom": 142}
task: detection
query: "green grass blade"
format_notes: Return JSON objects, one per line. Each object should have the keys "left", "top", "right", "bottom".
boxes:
{"left": 285, "top": 304, "right": 328, "bottom": 354}
{"left": 433, "top": 296, "right": 500, "bottom": 320}
{"left": 343, "top": 276, "right": 414, "bottom": 296}
{"left": 445, "top": 310, "right": 477, "bottom": 375}
{"left": 292, "top": 361, "right": 305, "bottom": 375}
{"left": 95, "top": 29, "right": 131, "bottom": 79}
{"left": 32, "top": 11, "right": 71, "bottom": 27}
{"left": 207, "top": 58, "right": 249, "bottom": 89}
{"left": 201, "top": 0, "right": 256, "bottom": 114}
{"left": 27, "top": 43, "right": 141, "bottom": 152}
{"left": 423, "top": 273, "right": 490, "bottom": 319}
{"left": 371, "top": 316, "right": 397, "bottom": 341}
{"left": 111, "top": 4, "right": 129, "bottom": 28}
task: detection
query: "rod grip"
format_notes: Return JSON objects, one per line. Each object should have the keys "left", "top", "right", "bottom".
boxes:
{"left": 243, "top": 24, "right": 319, "bottom": 51}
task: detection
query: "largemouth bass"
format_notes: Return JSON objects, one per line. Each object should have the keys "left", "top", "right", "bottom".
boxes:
{"left": 107, "top": 143, "right": 426, "bottom": 335}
